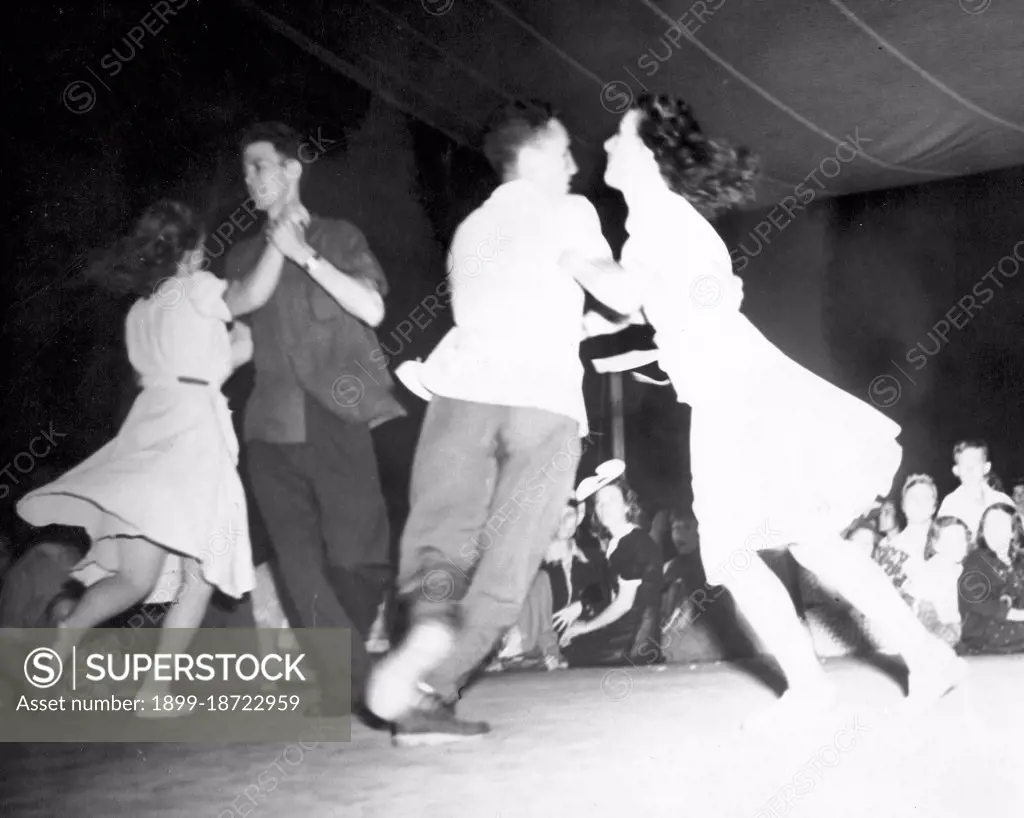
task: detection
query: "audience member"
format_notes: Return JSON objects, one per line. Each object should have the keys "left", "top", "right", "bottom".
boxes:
{"left": 906, "top": 516, "right": 970, "bottom": 647}
{"left": 560, "top": 478, "right": 664, "bottom": 667}
{"left": 874, "top": 474, "right": 938, "bottom": 597}
{"left": 958, "top": 502, "right": 1024, "bottom": 654}
{"left": 937, "top": 440, "right": 1012, "bottom": 541}
{"left": 493, "top": 499, "right": 607, "bottom": 670}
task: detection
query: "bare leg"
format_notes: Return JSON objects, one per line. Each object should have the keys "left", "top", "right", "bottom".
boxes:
{"left": 718, "top": 554, "right": 828, "bottom": 694}
{"left": 136, "top": 558, "right": 215, "bottom": 713}
{"left": 137, "top": 559, "right": 214, "bottom": 696}
{"left": 54, "top": 537, "right": 165, "bottom": 661}
{"left": 791, "top": 541, "right": 965, "bottom": 703}
{"left": 251, "top": 563, "right": 286, "bottom": 691}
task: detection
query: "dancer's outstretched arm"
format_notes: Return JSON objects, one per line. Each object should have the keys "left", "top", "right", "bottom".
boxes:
{"left": 228, "top": 322, "right": 254, "bottom": 371}
{"left": 559, "top": 196, "right": 644, "bottom": 315}
{"left": 224, "top": 241, "right": 287, "bottom": 318}
{"left": 561, "top": 252, "right": 643, "bottom": 316}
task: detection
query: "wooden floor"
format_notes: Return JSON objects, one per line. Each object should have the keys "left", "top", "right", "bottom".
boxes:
{"left": 3, "top": 655, "right": 1022, "bottom": 817}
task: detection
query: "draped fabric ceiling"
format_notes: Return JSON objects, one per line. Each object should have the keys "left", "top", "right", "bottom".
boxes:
{"left": 237, "top": 0, "right": 1024, "bottom": 208}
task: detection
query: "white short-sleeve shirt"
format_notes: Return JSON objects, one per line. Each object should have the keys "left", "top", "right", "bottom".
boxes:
{"left": 422, "top": 180, "right": 612, "bottom": 435}
{"left": 937, "top": 483, "right": 1014, "bottom": 539}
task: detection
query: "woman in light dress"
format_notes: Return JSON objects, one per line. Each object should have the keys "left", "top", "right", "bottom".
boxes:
{"left": 598, "top": 95, "right": 965, "bottom": 713}
{"left": 17, "top": 201, "right": 259, "bottom": 705}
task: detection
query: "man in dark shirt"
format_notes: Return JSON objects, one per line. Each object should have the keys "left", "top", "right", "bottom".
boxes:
{"left": 225, "top": 122, "right": 406, "bottom": 714}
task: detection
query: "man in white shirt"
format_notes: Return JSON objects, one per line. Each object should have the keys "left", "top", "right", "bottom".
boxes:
{"left": 937, "top": 440, "right": 1013, "bottom": 540}
{"left": 367, "top": 101, "right": 640, "bottom": 745}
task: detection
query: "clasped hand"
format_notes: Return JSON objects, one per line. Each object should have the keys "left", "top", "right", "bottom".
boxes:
{"left": 267, "top": 210, "right": 310, "bottom": 263}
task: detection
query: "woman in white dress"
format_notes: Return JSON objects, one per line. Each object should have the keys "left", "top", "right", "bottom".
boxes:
{"left": 17, "top": 200, "right": 258, "bottom": 704}
{"left": 599, "top": 95, "right": 965, "bottom": 712}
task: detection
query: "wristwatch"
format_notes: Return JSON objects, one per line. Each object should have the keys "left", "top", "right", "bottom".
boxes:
{"left": 303, "top": 251, "right": 322, "bottom": 273}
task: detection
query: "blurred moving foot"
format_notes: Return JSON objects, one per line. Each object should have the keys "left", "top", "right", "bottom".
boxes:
{"left": 366, "top": 619, "right": 455, "bottom": 723}
{"left": 392, "top": 688, "right": 490, "bottom": 747}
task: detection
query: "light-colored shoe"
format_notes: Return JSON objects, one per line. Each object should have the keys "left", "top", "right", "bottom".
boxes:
{"left": 365, "top": 620, "right": 455, "bottom": 722}
{"left": 543, "top": 654, "right": 568, "bottom": 671}
{"left": 497, "top": 627, "right": 524, "bottom": 661}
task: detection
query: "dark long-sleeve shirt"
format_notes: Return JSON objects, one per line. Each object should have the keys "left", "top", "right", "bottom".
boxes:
{"left": 958, "top": 547, "right": 1024, "bottom": 651}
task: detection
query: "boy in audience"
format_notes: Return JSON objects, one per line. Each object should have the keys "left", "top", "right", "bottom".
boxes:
{"left": 937, "top": 440, "right": 1012, "bottom": 542}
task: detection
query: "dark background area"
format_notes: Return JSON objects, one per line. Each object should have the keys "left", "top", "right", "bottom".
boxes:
{"left": 4, "top": 1, "right": 1024, "bottom": 551}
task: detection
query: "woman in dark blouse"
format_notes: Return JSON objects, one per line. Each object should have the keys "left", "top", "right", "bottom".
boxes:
{"left": 496, "top": 500, "right": 609, "bottom": 668}
{"left": 958, "top": 502, "right": 1024, "bottom": 654}
{"left": 560, "top": 478, "right": 664, "bottom": 667}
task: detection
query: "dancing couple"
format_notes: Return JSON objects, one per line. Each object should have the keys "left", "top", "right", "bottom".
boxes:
{"left": 370, "top": 96, "right": 965, "bottom": 745}
{"left": 17, "top": 123, "right": 403, "bottom": 716}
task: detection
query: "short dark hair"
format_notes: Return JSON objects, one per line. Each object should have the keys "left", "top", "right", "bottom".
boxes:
{"left": 481, "top": 100, "right": 559, "bottom": 178}
{"left": 239, "top": 121, "right": 303, "bottom": 161}
{"left": 953, "top": 439, "right": 988, "bottom": 462}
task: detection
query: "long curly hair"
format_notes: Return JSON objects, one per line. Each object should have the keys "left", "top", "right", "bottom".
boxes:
{"left": 84, "top": 200, "right": 203, "bottom": 298}
{"left": 632, "top": 94, "right": 759, "bottom": 218}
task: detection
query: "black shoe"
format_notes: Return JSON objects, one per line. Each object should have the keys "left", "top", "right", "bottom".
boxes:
{"left": 392, "top": 693, "right": 490, "bottom": 747}
{"left": 353, "top": 701, "right": 390, "bottom": 730}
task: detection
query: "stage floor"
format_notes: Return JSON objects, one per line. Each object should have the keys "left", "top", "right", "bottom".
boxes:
{"left": 3, "top": 655, "right": 1021, "bottom": 817}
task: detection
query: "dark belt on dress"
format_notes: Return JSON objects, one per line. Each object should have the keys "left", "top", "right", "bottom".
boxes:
{"left": 177, "top": 376, "right": 210, "bottom": 386}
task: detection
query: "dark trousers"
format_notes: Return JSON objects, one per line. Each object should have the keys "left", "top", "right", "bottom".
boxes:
{"left": 246, "top": 402, "right": 391, "bottom": 703}
{"left": 398, "top": 397, "right": 581, "bottom": 700}
{"left": 562, "top": 607, "right": 662, "bottom": 668}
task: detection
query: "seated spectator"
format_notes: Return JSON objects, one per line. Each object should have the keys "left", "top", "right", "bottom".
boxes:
{"left": 905, "top": 516, "right": 970, "bottom": 647}
{"left": 560, "top": 477, "right": 664, "bottom": 667}
{"left": 958, "top": 502, "right": 1024, "bottom": 654}
{"left": 0, "top": 535, "right": 84, "bottom": 628}
{"left": 874, "top": 475, "right": 938, "bottom": 596}
{"left": 492, "top": 499, "right": 608, "bottom": 670}
{"left": 661, "top": 509, "right": 702, "bottom": 631}
{"left": 938, "top": 440, "right": 1012, "bottom": 542}
{"left": 878, "top": 498, "right": 899, "bottom": 540}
